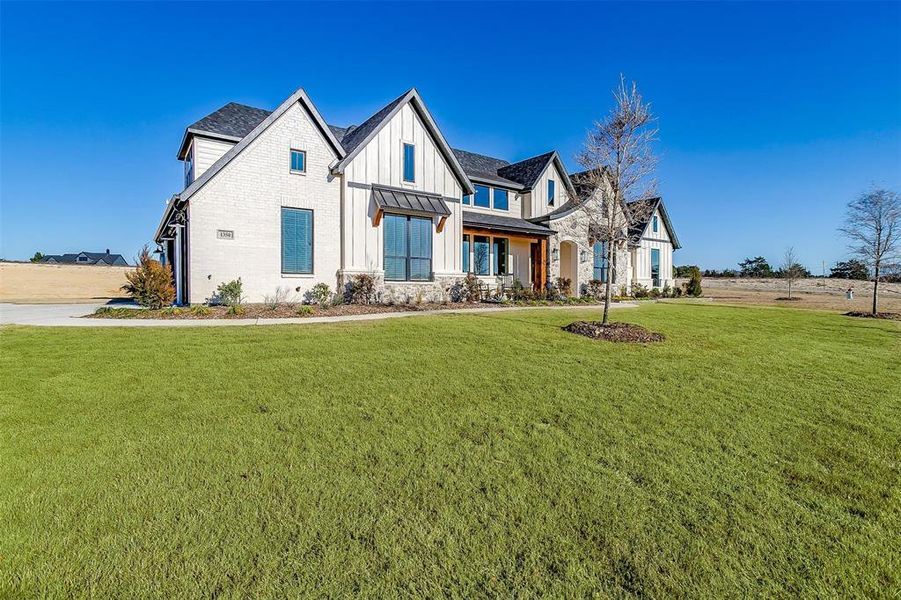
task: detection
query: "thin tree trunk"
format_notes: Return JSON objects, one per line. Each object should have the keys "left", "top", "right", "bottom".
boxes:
{"left": 788, "top": 279, "right": 792, "bottom": 300}
{"left": 872, "top": 265, "right": 880, "bottom": 315}
{"left": 602, "top": 242, "right": 613, "bottom": 325}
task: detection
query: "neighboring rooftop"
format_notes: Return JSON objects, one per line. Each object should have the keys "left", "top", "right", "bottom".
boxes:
{"left": 40, "top": 251, "right": 129, "bottom": 266}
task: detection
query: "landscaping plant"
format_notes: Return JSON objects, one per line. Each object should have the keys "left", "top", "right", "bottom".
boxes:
{"left": 121, "top": 246, "right": 175, "bottom": 309}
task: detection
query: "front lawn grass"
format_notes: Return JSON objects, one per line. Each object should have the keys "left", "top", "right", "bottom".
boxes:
{"left": 1, "top": 304, "right": 898, "bottom": 597}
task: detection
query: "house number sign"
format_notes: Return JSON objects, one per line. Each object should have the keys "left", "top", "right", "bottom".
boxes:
{"left": 217, "top": 230, "right": 235, "bottom": 240}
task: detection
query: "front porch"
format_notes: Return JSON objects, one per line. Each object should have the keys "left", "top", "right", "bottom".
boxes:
{"left": 461, "top": 211, "right": 554, "bottom": 291}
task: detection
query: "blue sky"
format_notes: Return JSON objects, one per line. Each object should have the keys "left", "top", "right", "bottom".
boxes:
{"left": 1, "top": 1, "right": 899, "bottom": 270}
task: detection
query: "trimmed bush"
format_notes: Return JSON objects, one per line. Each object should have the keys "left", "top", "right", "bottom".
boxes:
{"left": 122, "top": 246, "right": 175, "bottom": 309}
{"left": 452, "top": 273, "right": 482, "bottom": 303}
{"left": 215, "top": 279, "right": 244, "bottom": 306}
{"left": 685, "top": 267, "right": 703, "bottom": 297}
{"left": 308, "top": 283, "right": 333, "bottom": 307}
{"left": 631, "top": 282, "right": 650, "bottom": 298}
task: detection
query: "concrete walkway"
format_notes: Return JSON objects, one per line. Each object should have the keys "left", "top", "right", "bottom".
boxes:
{"left": 0, "top": 302, "right": 637, "bottom": 328}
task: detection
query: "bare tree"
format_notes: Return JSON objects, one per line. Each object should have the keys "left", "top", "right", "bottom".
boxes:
{"left": 839, "top": 189, "right": 900, "bottom": 314}
{"left": 575, "top": 76, "right": 658, "bottom": 324}
{"left": 780, "top": 247, "right": 805, "bottom": 300}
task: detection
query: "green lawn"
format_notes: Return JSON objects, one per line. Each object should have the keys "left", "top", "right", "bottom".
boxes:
{"left": 1, "top": 305, "right": 899, "bottom": 597}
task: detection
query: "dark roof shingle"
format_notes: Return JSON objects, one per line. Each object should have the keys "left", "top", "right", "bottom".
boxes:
{"left": 187, "top": 102, "right": 272, "bottom": 139}
{"left": 462, "top": 211, "right": 555, "bottom": 236}
{"left": 337, "top": 91, "right": 410, "bottom": 155}
{"left": 496, "top": 151, "right": 556, "bottom": 188}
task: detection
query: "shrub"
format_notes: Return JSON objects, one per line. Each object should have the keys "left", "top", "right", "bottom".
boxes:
{"left": 190, "top": 304, "right": 212, "bottom": 316}
{"left": 685, "top": 266, "right": 703, "bottom": 297}
{"left": 585, "top": 279, "right": 604, "bottom": 300}
{"left": 296, "top": 305, "right": 314, "bottom": 316}
{"left": 661, "top": 284, "right": 672, "bottom": 298}
{"left": 263, "top": 286, "right": 292, "bottom": 310}
{"left": 121, "top": 246, "right": 175, "bottom": 309}
{"left": 226, "top": 304, "right": 246, "bottom": 316}
{"left": 648, "top": 287, "right": 661, "bottom": 299}
{"left": 307, "top": 283, "right": 333, "bottom": 307}
{"left": 452, "top": 273, "right": 482, "bottom": 302}
{"left": 631, "top": 282, "right": 649, "bottom": 298}
{"left": 346, "top": 274, "right": 376, "bottom": 304}
{"left": 160, "top": 306, "right": 184, "bottom": 317}
{"left": 215, "top": 278, "right": 244, "bottom": 306}
{"left": 673, "top": 286, "right": 683, "bottom": 298}
{"left": 556, "top": 277, "right": 572, "bottom": 297}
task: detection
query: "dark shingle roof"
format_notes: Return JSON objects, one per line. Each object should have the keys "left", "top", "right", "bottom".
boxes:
{"left": 626, "top": 198, "right": 662, "bottom": 243}
{"left": 41, "top": 251, "right": 128, "bottom": 266}
{"left": 337, "top": 90, "right": 410, "bottom": 156}
{"left": 497, "top": 151, "right": 556, "bottom": 189}
{"left": 188, "top": 102, "right": 272, "bottom": 139}
{"left": 452, "top": 149, "right": 512, "bottom": 182}
{"left": 462, "top": 211, "right": 555, "bottom": 237}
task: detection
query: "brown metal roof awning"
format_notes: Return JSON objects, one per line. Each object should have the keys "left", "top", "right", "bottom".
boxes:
{"left": 462, "top": 211, "right": 555, "bottom": 237}
{"left": 372, "top": 185, "right": 452, "bottom": 231}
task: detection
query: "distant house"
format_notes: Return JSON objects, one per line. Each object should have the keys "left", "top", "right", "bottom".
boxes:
{"left": 40, "top": 250, "right": 129, "bottom": 266}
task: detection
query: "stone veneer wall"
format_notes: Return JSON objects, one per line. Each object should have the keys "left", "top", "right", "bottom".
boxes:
{"left": 338, "top": 270, "right": 463, "bottom": 304}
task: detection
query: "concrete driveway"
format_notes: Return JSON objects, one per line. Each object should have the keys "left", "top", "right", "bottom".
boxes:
{"left": 1, "top": 302, "right": 107, "bottom": 326}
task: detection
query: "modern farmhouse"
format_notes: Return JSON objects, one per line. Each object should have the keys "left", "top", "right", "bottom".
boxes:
{"left": 154, "top": 88, "right": 680, "bottom": 304}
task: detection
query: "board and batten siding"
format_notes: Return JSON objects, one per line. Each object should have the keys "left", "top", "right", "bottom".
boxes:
{"left": 193, "top": 137, "right": 236, "bottom": 181}
{"left": 343, "top": 102, "right": 465, "bottom": 276}
{"left": 523, "top": 161, "right": 570, "bottom": 219}
{"left": 186, "top": 101, "right": 341, "bottom": 303}
{"left": 631, "top": 208, "right": 675, "bottom": 288}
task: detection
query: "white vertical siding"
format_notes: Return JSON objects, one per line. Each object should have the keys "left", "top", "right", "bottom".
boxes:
{"left": 530, "top": 162, "right": 570, "bottom": 219}
{"left": 343, "top": 102, "right": 465, "bottom": 275}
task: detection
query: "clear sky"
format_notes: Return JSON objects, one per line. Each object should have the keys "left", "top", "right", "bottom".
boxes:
{"left": 1, "top": 1, "right": 899, "bottom": 270}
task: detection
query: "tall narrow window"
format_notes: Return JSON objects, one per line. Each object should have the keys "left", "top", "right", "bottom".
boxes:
{"left": 547, "top": 180, "right": 556, "bottom": 206}
{"left": 184, "top": 148, "right": 194, "bottom": 187}
{"left": 462, "top": 193, "right": 471, "bottom": 205}
{"left": 493, "top": 188, "right": 508, "bottom": 211}
{"left": 403, "top": 143, "right": 415, "bottom": 182}
{"left": 462, "top": 235, "right": 471, "bottom": 273}
{"left": 384, "top": 214, "right": 432, "bottom": 281}
{"left": 652, "top": 215, "right": 659, "bottom": 233}
{"left": 474, "top": 184, "right": 490, "bottom": 208}
{"left": 281, "top": 207, "right": 313, "bottom": 274}
{"left": 290, "top": 149, "right": 306, "bottom": 173}
{"left": 651, "top": 248, "right": 660, "bottom": 287}
{"left": 594, "top": 241, "right": 615, "bottom": 283}
{"left": 492, "top": 237, "right": 509, "bottom": 275}
{"left": 474, "top": 236, "right": 490, "bottom": 275}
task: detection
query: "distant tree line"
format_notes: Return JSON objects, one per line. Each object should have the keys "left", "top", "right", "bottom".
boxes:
{"left": 676, "top": 256, "right": 900, "bottom": 282}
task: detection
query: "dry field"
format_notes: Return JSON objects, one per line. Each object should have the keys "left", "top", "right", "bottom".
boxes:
{"left": 678, "top": 277, "right": 901, "bottom": 312}
{"left": 0, "top": 261, "right": 131, "bottom": 303}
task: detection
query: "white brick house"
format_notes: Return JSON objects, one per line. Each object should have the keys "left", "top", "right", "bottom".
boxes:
{"left": 154, "top": 87, "right": 680, "bottom": 304}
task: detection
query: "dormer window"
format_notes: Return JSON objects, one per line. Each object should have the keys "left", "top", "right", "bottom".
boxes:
{"left": 403, "top": 143, "right": 415, "bottom": 182}
{"left": 474, "top": 185, "right": 490, "bottom": 208}
{"left": 548, "top": 180, "right": 555, "bottom": 206}
{"left": 494, "top": 189, "right": 508, "bottom": 211}
{"left": 290, "top": 149, "right": 306, "bottom": 174}
{"left": 77, "top": 255, "right": 89, "bottom": 263}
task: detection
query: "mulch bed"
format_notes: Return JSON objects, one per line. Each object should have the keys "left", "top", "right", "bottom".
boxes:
{"left": 844, "top": 311, "right": 901, "bottom": 321}
{"left": 88, "top": 299, "right": 611, "bottom": 320}
{"left": 562, "top": 321, "right": 665, "bottom": 343}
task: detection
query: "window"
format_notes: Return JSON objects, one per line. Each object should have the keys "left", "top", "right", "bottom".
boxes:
{"left": 492, "top": 237, "right": 509, "bottom": 275}
{"left": 593, "top": 241, "right": 615, "bottom": 283}
{"left": 462, "top": 235, "right": 470, "bottom": 273}
{"left": 281, "top": 207, "right": 313, "bottom": 274}
{"left": 652, "top": 215, "right": 659, "bottom": 233}
{"left": 384, "top": 214, "right": 432, "bottom": 281}
{"left": 651, "top": 248, "right": 661, "bottom": 288}
{"left": 184, "top": 149, "right": 194, "bottom": 187}
{"left": 290, "top": 149, "right": 306, "bottom": 173}
{"left": 474, "top": 184, "right": 490, "bottom": 208}
{"left": 403, "top": 143, "right": 415, "bottom": 182}
{"left": 77, "top": 255, "right": 89, "bottom": 263}
{"left": 473, "top": 235, "right": 490, "bottom": 275}
{"left": 463, "top": 193, "right": 471, "bottom": 205}
{"left": 493, "top": 188, "right": 508, "bottom": 211}
{"left": 548, "top": 180, "right": 555, "bottom": 206}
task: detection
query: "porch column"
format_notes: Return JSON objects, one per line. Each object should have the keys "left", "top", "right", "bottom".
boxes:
{"left": 173, "top": 226, "right": 183, "bottom": 305}
{"left": 538, "top": 238, "right": 548, "bottom": 290}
